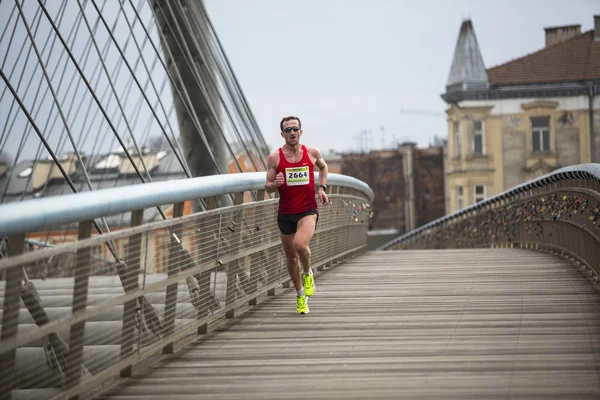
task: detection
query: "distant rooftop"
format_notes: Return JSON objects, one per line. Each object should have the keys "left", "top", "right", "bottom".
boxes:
{"left": 443, "top": 15, "right": 600, "bottom": 102}
{"left": 0, "top": 149, "right": 187, "bottom": 204}
{"left": 487, "top": 30, "right": 600, "bottom": 86}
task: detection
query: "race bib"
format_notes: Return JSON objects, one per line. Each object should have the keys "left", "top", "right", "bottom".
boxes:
{"left": 285, "top": 166, "right": 309, "bottom": 186}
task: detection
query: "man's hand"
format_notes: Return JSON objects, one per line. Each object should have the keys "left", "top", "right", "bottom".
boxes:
{"left": 275, "top": 172, "right": 285, "bottom": 187}
{"left": 318, "top": 188, "right": 328, "bottom": 205}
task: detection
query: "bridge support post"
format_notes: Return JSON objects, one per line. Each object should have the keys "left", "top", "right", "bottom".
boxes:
{"left": 119, "top": 211, "right": 144, "bottom": 376}
{"left": 163, "top": 203, "right": 185, "bottom": 354}
{"left": 65, "top": 220, "right": 93, "bottom": 391}
{"left": 225, "top": 192, "right": 244, "bottom": 319}
{"left": 247, "top": 189, "right": 266, "bottom": 307}
{"left": 197, "top": 197, "right": 217, "bottom": 318}
{"left": 0, "top": 234, "right": 25, "bottom": 400}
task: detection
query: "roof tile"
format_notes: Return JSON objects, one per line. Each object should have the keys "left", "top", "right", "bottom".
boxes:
{"left": 487, "top": 31, "right": 600, "bottom": 86}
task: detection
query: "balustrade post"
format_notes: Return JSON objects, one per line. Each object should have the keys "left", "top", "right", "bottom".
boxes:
{"left": 225, "top": 192, "right": 244, "bottom": 318}
{"left": 65, "top": 220, "right": 93, "bottom": 391}
{"left": 119, "top": 210, "right": 144, "bottom": 377}
{"left": 247, "top": 189, "right": 266, "bottom": 306}
{"left": 0, "top": 235, "right": 25, "bottom": 400}
{"left": 163, "top": 202, "right": 184, "bottom": 354}
{"left": 197, "top": 197, "right": 218, "bottom": 318}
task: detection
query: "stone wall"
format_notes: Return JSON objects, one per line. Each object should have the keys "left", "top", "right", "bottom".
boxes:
{"left": 556, "top": 126, "right": 580, "bottom": 167}
{"left": 594, "top": 111, "right": 600, "bottom": 162}
{"left": 502, "top": 116, "right": 526, "bottom": 190}
{"left": 342, "top": 152, "right": 406, "bottom": 231}
{"left": 413, "top": 148, "right": 446, "bottom": 228}
{"left": 341, "top": 146, "right": 445, "bottom": 232}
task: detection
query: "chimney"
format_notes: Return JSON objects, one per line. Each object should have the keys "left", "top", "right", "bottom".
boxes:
{"left": 544, "top": 24, "right": 581, "bottom": 47}
{"left": 595, "top": 15, "right": 600, "bottom": 40}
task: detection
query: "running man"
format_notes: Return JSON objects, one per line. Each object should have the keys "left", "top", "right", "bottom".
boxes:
{"left": 265, "top": 116, "right": 329, "bottom": 314}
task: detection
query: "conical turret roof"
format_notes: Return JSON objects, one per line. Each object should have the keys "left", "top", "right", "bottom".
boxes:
{"left": 445, "top": 19, "right": 489, "bottom": 94}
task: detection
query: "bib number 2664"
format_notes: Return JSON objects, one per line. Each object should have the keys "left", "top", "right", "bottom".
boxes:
{"left": 285, "top": 166, "right": 309, "bottom": 186}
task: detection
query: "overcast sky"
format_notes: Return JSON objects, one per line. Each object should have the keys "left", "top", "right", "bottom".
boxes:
{"left": 203, "top": 0, "right": 599, "bottom": 155}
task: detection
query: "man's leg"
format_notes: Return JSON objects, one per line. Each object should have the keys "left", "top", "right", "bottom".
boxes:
{"left": 294, "top": 214, "right": 317, "bottom": 296}
{"left": 280, "top": 233, "right": 302, "bottom": 292}
{"left": 280, "top": 233, "right": 309, "bottom": 314}
{"left": 294, "top": 214, "right": 317, "bottom": 273}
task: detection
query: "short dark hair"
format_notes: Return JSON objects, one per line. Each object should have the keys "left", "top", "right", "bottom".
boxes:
{"left": 280, "top": 116, "right": 301, "bottom": 132}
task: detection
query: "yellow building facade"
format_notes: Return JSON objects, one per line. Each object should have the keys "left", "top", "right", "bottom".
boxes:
{"left": 443, "top": 17, "right": 600, "bottom": 214}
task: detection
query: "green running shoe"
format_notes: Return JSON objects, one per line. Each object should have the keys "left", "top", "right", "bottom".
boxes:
{"left": 303, "top": 270, "right": 315, "bottom": 297}
{"left": 296, "top": 295, "right": 309, "bottom": 314}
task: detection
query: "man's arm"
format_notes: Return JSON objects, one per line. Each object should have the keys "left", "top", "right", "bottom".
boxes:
{"left": 313, "top": 148, "right": 328, "bottom": 188}
{"left": 311, "top": 148, "right": 329, "bottom": 206}
{"left": 265, "top": 152, "right": 282, "bottom": 193}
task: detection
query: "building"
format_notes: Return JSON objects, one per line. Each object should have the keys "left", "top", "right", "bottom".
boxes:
{"left": 0, "top": 145, "right": 263, "bottom": 273}
{"left": 442, "top": 16, "right": 600, "bottom": 214}
{"left": 322, "top": 150, "right": 343, "bottom": 174}
{"left": 339, "top": 143, "right": 445, "bottom": 233}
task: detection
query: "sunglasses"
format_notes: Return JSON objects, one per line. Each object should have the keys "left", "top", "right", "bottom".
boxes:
{"left": 283, "top": 127, "right": 300, "bottom": 133}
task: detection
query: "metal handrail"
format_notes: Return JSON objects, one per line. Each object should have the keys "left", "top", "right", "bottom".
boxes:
{"left": 378, "top": 163, "right": 600, "bottom": 250}
{"left": 0, "top": 172, "right": 374, "bottom": 237}
{"left": 0, "top": 171, "right": 374, "bottom": 400}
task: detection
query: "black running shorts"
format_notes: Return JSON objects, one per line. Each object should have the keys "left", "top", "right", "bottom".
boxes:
{"left": 277, "top": 209, "right": 319, "bottom": 235}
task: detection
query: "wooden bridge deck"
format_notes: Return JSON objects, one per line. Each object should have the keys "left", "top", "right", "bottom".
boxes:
{"left": 100, "top": 249, "right": 600, "bottom": 399}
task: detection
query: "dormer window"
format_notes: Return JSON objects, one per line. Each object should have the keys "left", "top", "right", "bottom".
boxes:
{"left": 17, "top": 167, "right": 32, "bottom": 178}
{"left": 94, "top": 154, "right": 121, "bottom": 170}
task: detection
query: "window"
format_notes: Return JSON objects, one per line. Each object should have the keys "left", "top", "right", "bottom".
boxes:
{"left": 472, "top": 120, "right": 484, "bottom": 155}
{"left": 454, "top": 121, "right": 461, "bottom": 157}
{"left": 457, "top": 186, "right": 464, "bottom": 210}
{"left": 474, "top": 184, "right": 486, "bottom": 203}
{"left": 531, "top": 117, "right": 550, "bottom": 153}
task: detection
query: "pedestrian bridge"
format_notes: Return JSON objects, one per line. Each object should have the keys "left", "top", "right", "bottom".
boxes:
{"left": 1, "top": 165, "right": 600, "bottom": 399}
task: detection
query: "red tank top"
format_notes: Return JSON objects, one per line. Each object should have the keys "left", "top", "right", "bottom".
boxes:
{"left": 276, "top": 145, "right": 318, "bottom": 214}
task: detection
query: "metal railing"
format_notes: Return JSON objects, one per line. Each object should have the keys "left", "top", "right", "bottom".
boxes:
{"left": 380, "top": 163, "right": 600, "bottom": 280}
{"left": 0, "top": 172, "right": 374, "bottom": 400}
